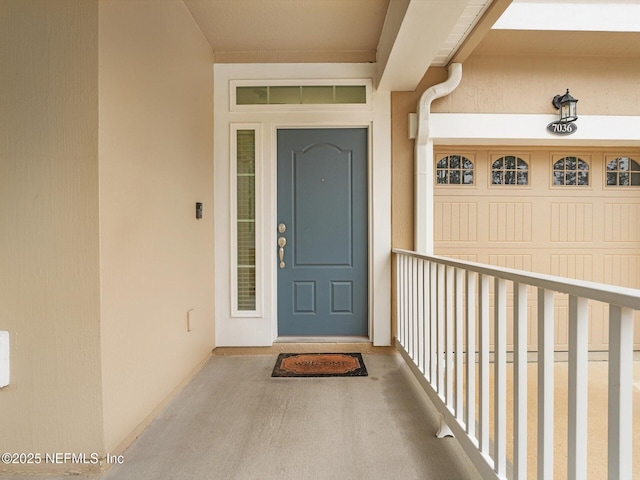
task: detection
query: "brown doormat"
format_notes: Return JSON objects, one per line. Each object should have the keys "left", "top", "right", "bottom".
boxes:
{"left": 271, "top": 353, "right": 368, "bottom": 377}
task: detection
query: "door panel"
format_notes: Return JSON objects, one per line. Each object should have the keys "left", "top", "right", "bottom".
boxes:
{"left": 434, "top": 147, "right": 640, "bottom": 351}
{"left": 277, "top": 128, "right": 368, "bottom": 336}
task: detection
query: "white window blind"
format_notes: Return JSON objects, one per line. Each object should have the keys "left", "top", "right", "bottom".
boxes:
{"left": 236, "top": 130, "right": 256, "bottom": 311}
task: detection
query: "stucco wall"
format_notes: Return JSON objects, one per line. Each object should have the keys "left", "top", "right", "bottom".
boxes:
{"left": 0, "top": 0, "right": 104, "bottom": 470}
{"left": 98, "top": 0, "right": 215, "bottom": 453}
{"left": 392, "top": 52, "right": 640, "bottom": 250}
{"left": 435, "top": 54, "right": 640, "bottom": 116}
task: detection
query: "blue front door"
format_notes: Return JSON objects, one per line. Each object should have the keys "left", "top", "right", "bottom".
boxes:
{"left": 277, "top": 128, "right": 368, "bottom": 336}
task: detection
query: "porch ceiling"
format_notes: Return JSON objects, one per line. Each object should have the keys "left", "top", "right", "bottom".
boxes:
{"left": 183, "top": 0, "right": 508, "bottom": 91}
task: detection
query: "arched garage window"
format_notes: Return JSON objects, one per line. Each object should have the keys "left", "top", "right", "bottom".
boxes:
{"left": 491, "top": 156, "right": 528, "bottom": 185}
{"left": 436, "top": 155, "right": 474, "bottom": 185}
{"left": 553, "top": 156, "right": 589, "bottom": 186}
{"left": 606, "top": 157, "right": 640, "bottom": 186}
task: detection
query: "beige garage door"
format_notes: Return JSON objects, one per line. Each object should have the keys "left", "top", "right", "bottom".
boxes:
{"left": 434, "top": 147, "right": 640, "bottom": 351}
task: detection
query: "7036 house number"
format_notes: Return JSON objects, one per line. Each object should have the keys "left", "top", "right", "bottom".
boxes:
{"left": 547, "top": 121, "right": 577, "bottom": 135}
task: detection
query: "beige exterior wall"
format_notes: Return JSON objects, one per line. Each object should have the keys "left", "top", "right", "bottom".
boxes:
{"left": 0, "top": 0, "right": 215, "bottom": 471}
{"left": 392, "top": 51, "right": 640, "bottom": 250}
{"left": 99, "top": 0, "right": 215, "bottom": 453}
{"left": 434, "top": 54, "right": 640, "bottom": 116}
{"left": 391, "top": 45, "right": 640, "bottom": 351}
{"left": 0, "top": 0, "right": 104, "bottom": 469}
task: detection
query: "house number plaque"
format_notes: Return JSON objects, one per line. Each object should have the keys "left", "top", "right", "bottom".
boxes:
{"left": 547, "top": 121, "right": 577, "bottom": 136}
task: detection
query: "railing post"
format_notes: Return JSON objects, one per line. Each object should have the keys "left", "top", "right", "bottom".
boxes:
{"left": 608, "top": 305, "right": 634, "bottom": 480}
{"left": 513, "top": 282, "right": 528, "bottom": 480}
{"left": 538, "top": 288, "right": 554, "bottom": 480}
{"left": 568, "top": 295, "right": 588, "bottom": 480}
{"left": 494, "top": 278, "right": 507, "bottom": 477}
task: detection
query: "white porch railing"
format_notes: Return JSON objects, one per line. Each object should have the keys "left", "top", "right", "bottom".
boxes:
{"left": 393, "top": 249, "right": 640, "bottom": 480}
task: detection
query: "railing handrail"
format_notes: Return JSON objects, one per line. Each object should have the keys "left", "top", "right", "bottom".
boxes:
{"left": 393, "top": 248, "right": 640, "bottom": 310}
{"left": 394, "top": 249, "right": 637, "bottom": 480}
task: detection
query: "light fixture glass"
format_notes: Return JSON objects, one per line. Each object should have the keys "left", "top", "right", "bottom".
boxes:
{"left": 553, "top": 89, "right": 578, "bottom": 123}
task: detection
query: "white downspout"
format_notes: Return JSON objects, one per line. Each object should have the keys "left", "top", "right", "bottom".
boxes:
{"left": 415, "top": 62, "right": 462, "bottom": 254}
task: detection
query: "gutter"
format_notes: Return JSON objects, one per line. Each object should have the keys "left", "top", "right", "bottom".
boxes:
{"left": 414, "top": 62, "right": 463, "bottom": 254}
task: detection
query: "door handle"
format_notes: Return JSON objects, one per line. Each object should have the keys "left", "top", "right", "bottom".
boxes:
{"left": 278, "top": 237, "right": 287, "bottom": 269}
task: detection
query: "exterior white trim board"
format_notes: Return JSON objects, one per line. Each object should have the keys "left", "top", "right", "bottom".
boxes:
{"left": 430, "top": 113, "right": 640, "bottom": 146}
{"left": 214, "top": 63, "right": 391, "bottom": 347}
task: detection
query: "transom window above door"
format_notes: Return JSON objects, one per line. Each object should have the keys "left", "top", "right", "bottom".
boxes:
{"left": 491, "top": 155, "right": 529, "bottom": 185}
{"left": 230, "top": 80, "right": 372, "bottom": 111}
{"left": 553, "top": 156, "right": 589, "bottom": 186}
{"left": 436, "top": 155, "right": 474, "bottom": 185}
{"left": 236, "top": 85, "right": 366, "bottom": 105}
{"left": 606, "top": 156, "right": 640, "bottom": 186}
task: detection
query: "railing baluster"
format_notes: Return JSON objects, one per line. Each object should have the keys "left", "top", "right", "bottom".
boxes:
{"left": 514, "top": 282, "right": 528, "bottom": 480}
{"left": 417, "top": 259, "right": 424, "bottom": 374}
{"left": 437, "top": 263, "right": 445, "bottom": 397}
{"left": 408, "top": 258, "right": 415, "bottom": 358}
{"left": 430, "top": 261, "right": 438, "bottom": 385}
{"left": 608, "top": 305, "right": 634, "bottom": 480}
{"left": 455, "top": 268, "right": 464, "bottom": 421}
{"left": 423, "top": 260, "right": 430, "bottom": 380}
{"left": 399, "top": 255, "right": 405, "bottom": 348}
{"left": 405, "top": 255, "right": 410, "bottom": 349}
{"left": 446, "top": 266, "right": 455, "bottom": 408}
{"left": 478, "top": 273, "right": 491, "bottom": 456}
{"left": 567, "top": 295, "right": 588, "bottom": 480}
{"left": 415, "top": 258, "right": 421, "bottom": 361}
{"left": 392, "top": 249, "right": 640, "bottom": 480}
{"left": 465, "top": 270, "right": 476, "bottom": 441}
{"left": 538, "top": 288, "right": 554, "bottom": 480}
{"left": 494, "top": 278, "right": 507, "bottom": 477}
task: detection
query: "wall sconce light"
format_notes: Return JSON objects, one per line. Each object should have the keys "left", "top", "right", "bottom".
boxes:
{"left": 552, "top": 89, "right": 578, "bottom": 123}
{"left": 548, "top": 89, "right": 578, "bottom": 135}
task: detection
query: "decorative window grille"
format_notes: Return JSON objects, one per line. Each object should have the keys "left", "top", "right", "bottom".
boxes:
{"left": 606, "top": 157, "right": 640, "bottom": 186}
{"left": 553, "top": 156, "right": 589, "bottom": 186}
{"left": 491, "top": 156, "right": 529, "bottom": 185}
{"left": 436, "top": 155, "right": 474, "bottom": 185}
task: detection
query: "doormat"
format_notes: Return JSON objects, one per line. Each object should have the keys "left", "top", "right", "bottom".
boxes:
{"left": 271, "top": 353, "right": 368, "bottom": 377}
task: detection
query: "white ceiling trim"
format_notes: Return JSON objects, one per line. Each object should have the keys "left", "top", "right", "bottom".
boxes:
{"left": 376, "top": 0, "right": 493, "bottom": 92}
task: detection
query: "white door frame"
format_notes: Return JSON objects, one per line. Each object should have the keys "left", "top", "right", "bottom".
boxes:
{"left": 213, "top": 63, "right": 391, "bottom": 347}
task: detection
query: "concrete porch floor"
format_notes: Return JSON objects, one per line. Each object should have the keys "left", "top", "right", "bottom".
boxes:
{"left": 3, "top": 353, "right": 639, "bottom": 479}
{"left": 0, "top": 354, "right": 482, "bottom": 479}
{"left": 93, "top": 353, "right": 479, "bottom": 480}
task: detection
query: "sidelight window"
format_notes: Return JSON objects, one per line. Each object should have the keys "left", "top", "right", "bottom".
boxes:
{"left": 232, "top": 126, "right": 261, "bottom": 314}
